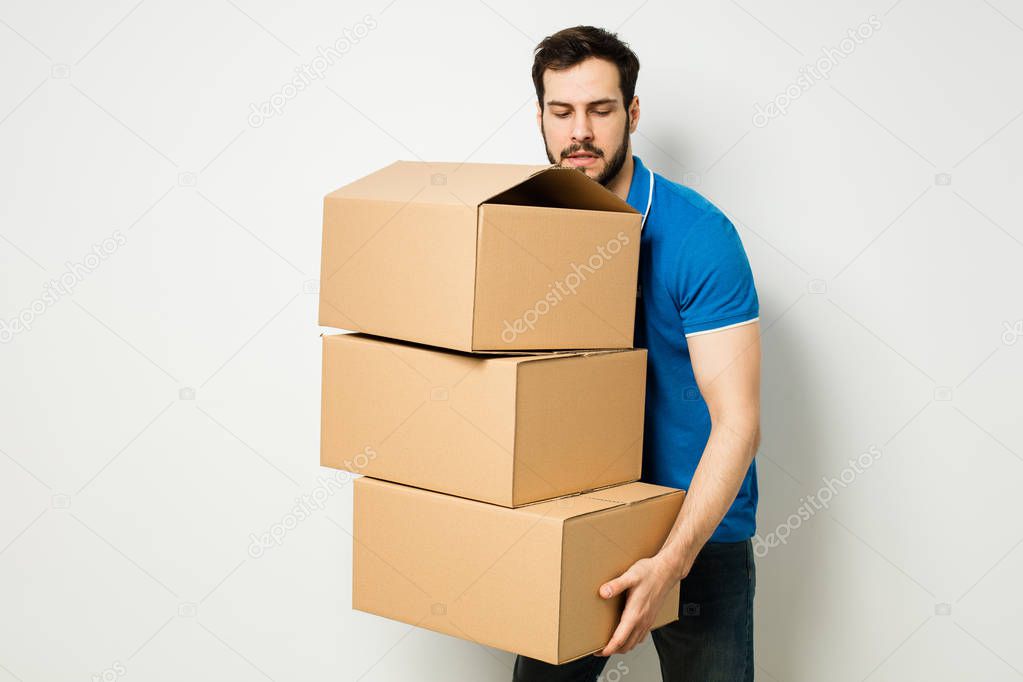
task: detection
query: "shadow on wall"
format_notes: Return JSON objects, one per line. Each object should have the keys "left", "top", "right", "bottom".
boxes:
{"left": 753, "top": 296, "right": 826, "bottom": 681}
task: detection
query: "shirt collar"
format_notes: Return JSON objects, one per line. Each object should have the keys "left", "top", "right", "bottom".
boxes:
{"left": 624, "top": 154, "right": 653, "bottom": 226}
{"left": 625, "top": 154, "right": 650, "bottom": 212}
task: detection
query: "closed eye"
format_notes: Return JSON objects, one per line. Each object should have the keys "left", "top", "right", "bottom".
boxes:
{"left": 553, "top": 110, "right": 612, "bottom": 118}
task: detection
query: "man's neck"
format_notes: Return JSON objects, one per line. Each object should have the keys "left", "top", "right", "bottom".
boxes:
{"left": 604, "top": 153, "right": 634, "bottom": 202}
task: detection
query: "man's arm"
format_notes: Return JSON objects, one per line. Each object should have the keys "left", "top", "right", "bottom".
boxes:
{"left": 598, "top": 321, "right": 762, "bottom": 656}
{"left": 655, "top": 320, "right": 762, "bottom": 578}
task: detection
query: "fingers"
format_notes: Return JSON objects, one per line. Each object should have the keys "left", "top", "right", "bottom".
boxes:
{"left": 600, "top": 619, "right": 650, "bottom": 657}
{"left": 601, "top": 597, "right": 647, "bottom": 656}
{"left": 599, "top": 568, "right": 638, "bottom": 599}
{"left": 600, "top": 618, "right": 633, "bottom": 656}
{"left": 624, "top": 627, "right": 649, "bottom": 653}
{"left": 597, "top": 561, "right": 654, "bottom": 656}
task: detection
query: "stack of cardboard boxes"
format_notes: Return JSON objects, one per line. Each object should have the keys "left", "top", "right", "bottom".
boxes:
{"left": 318, "top": 160, "right": 686, "bottom": 665}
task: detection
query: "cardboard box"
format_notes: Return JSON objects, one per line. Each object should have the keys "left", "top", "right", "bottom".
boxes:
{"left": 319, "top": 161, "right": 642, "bottom": 351}
{"left": 352, "top": 477, "right": 685, "bottom": 664}
{"left": 321, "top": 333, "right": 647, "bottom": 506}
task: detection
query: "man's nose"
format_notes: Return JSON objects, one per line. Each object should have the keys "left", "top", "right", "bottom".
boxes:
{"left": 571, "top": 118, "right": 594, "bottom": 144}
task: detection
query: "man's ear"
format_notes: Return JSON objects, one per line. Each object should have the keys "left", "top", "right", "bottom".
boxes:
{"left": 535, "top": 101, "right": 542, "bottom": 128}
{"left": 628, "top": 96, "right": 640, "bottom": 133}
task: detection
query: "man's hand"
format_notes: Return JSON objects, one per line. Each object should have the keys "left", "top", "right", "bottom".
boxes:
{"left": 596, "top": 553, "right": 685, "bottom": 657}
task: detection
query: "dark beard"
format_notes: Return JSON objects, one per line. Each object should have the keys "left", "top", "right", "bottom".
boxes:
{"left": 542, "top": 117, "right": 630, "bottom": 187}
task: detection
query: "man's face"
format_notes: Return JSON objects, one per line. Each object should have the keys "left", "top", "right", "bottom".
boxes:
{"left": 537, "top": 57, "right": 637, "bottom": 187}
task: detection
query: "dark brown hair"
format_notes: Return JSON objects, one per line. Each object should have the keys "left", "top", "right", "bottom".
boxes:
{"left": 531, "top": 26, "right": 640, "bottom": 111}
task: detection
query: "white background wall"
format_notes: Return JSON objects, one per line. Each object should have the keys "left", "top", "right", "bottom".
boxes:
{"left": 1, "top": 1, "right": 1021, "bottom": 680}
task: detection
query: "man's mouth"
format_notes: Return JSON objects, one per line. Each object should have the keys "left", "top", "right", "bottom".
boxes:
{"left": 564, "top": 152, "right": 601, "bottom": 167}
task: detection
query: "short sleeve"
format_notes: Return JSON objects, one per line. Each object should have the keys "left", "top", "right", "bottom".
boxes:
{"left": 671, "top": 210, "right": 759, "bottom": 337}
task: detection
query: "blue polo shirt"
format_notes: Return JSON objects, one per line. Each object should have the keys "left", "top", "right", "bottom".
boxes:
{"left": 625, "top": 155, "right": 760, "bottom": 543}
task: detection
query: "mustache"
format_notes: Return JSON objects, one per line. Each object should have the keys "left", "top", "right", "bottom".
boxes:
{"left": 562, "top": 144, "right": 604, "bottom": 158}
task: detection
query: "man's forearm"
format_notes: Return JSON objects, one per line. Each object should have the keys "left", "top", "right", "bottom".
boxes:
{"left": 655, "top": 415, "right": 760, "bottom": 581}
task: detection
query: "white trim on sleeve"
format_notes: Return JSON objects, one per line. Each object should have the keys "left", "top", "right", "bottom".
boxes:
{"left": 684, "top": 316, "right": 760, "bottom": 338}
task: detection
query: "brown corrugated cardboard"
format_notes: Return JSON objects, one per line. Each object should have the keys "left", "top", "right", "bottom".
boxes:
{"left": 352, "top": 477, "right": 685, "bottom": 664}
{"left": 321, "top": 332, "right": 647, "bottom": 506}
{"left": 319, "top": 161, "right": 642, "bottom": 351}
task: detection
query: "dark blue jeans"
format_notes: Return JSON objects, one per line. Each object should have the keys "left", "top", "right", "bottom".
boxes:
{"left": 512, "top": 539, "right": 755, "bottom": 682}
